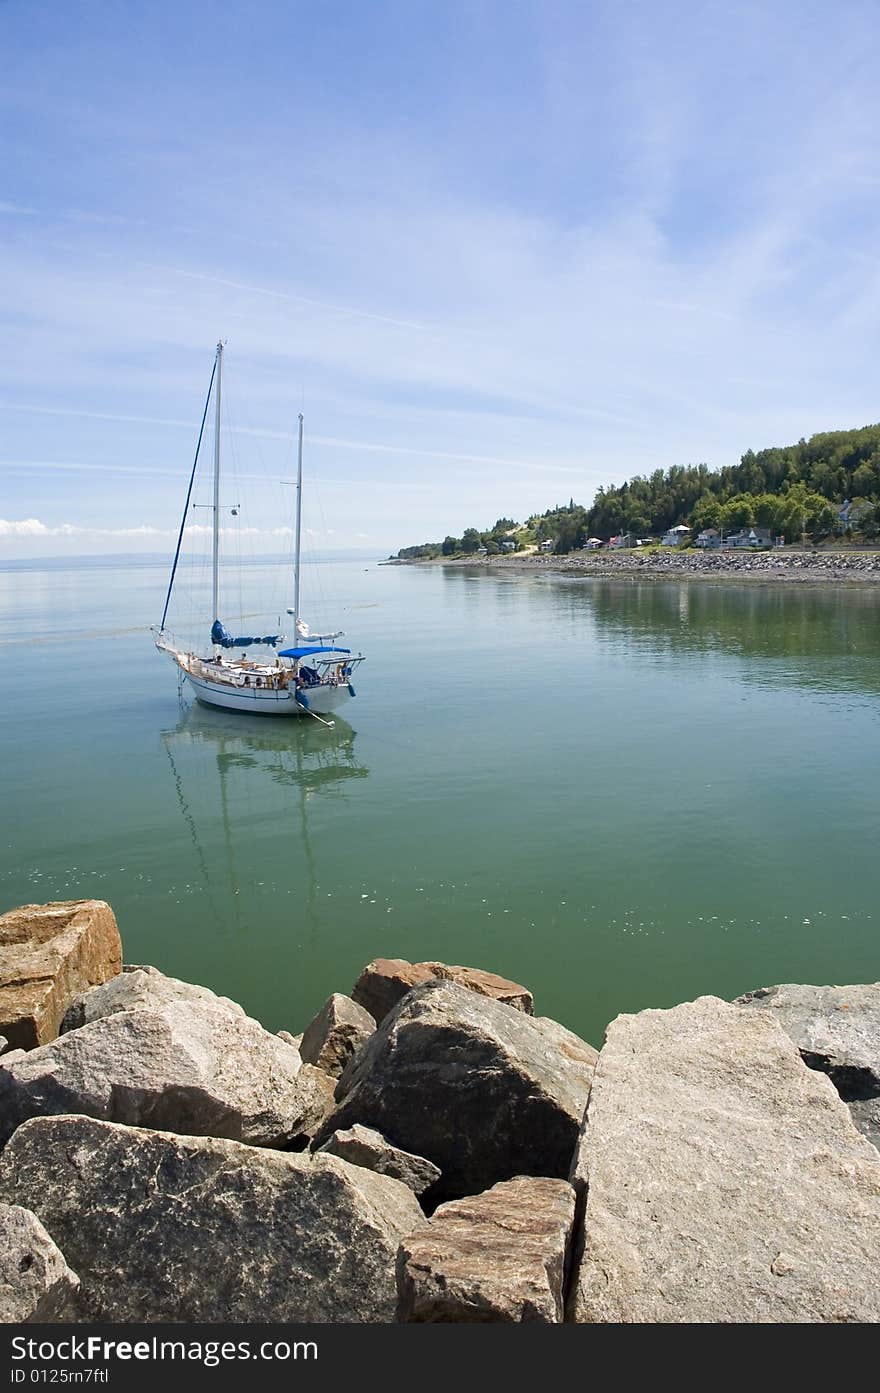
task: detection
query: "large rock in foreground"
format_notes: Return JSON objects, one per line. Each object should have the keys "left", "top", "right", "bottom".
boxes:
{"left": 299, "top": 993, "right": 375, "bottom": 1077}
{"left": 0, "top": 1202, "right": 80, "bottom": 1323}
{"left": 397, "top": 1177, "right": 575, "bottom": 1322}
{"left": 737, "top": 982, "right": 880, "bottom": 1150}
{"left": 572, "top": 996, "right": 880, "bottom": 1323}
{"left": 318, "top": 981, "right": 594, "bottom": 1199}
{"left": 352, "top": 958, "right": 533, "bottom": 1023}
{"left": 317, "top": 1124, "right": 441, "bottom": 1195}
{"left": 62, "top": 964, "right": 246, "bottom": 1032}
{"left": 0, "top": 1116, "right": 425, "bottom": 1322}
{"left": 0, "top": 901, "right": 122, "bottom": 1049}
{"left": 0, "top": 999, "right": 309, "bottom": 1148}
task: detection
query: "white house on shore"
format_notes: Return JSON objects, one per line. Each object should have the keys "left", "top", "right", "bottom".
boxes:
{"left": 662, "top": 525, "right": 691, "bottom": 546}
{"left": 726, "top": 527, "right": 776, "bottom": 548}
{"left": 695, "top": 528, "right": 721, "bottom": 548}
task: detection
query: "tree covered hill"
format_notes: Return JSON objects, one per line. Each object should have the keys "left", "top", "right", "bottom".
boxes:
{"left": 395, "top": 424, "right": 880, "bottom": 558}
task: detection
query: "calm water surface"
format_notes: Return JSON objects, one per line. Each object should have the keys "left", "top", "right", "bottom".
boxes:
{"left": 1, "top": 557, "right": 878, "bottom": 1046}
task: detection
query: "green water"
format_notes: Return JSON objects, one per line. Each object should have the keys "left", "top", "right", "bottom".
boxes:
{"left": 1, "top": 557, "right": 878, "bottom": 1047}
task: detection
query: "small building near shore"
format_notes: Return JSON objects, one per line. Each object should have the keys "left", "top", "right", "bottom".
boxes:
{"left": 582, "top": 537, "right": 604, "bottom": 550}
{"left": 695, "top": 528, "right": 721, "bottom": 548}
{"left": 662, "top": 525, "right": 691, "bottom": 546}
{"left": 539, "top": 539, "right": 555, "bottom": 552}
{"left": 726, "top": 527, "right": 773, "bottom": 548}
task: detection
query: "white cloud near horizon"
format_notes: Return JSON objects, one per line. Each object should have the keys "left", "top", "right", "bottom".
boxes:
{"left": 0, "top": 517, "right": 169, "bottom": 539}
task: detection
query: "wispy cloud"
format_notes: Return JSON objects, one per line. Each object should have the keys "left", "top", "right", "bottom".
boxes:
{"left": 0, "top": 459, "right": 182, "bottom": 478}
{"left": 0, "top": 403, "right": 194, "bottom": 430}
{"left": 161, "top": 267, "right": 438, "bottom": 334}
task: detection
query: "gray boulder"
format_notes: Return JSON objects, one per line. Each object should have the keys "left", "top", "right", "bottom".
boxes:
{"left": 0, "top": 1115, "right": 425, "bottom": 1322}
{"left": 300, "top": 993, "right": 375, "bottom": 1078}
{"left": 291, "top": 1064, "right": 338, "bottom": 1144}
{"left": 571, "top": 996, "right": 880, "bottom": 1323}
{"left": 317, "top": 1124, "right": 441, "bottom": 1195}
{"left": 61, "top": 964, "right": 246, "bottom": 1032}
{"left": 397, "top": 1177, "right": 575, "bottom": 1322}
{"left": 0, "top": 999, "right": 310, "bottom": 1148}
{"left": 0, "top": 1202, "right": 80, "bottom": 1323}
{"left": 737, "top": 982, "right": 880, "bottom": 1149}
{"left": 317, "top": 980, "right": 594, "bottom": 1199}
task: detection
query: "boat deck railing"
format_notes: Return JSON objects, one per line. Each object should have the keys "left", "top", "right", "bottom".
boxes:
{"left": 181, "top": 652, "right": 364, "bottom": 691}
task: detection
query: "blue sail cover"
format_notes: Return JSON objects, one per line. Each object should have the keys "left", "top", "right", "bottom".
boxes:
{"left": 278, "top": 644, "right": 352, "bottom": 659}
{"left": 211, "top": 620, "right": 281, "bottom": 649}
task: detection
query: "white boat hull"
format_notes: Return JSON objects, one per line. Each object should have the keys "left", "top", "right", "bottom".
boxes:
{"left": 185, "top": 670, "right": 354, "bottom": 716}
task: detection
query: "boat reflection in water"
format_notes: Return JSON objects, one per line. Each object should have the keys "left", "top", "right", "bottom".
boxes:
{"left": 160, "top": 703, "right": 369, "bottom": 923}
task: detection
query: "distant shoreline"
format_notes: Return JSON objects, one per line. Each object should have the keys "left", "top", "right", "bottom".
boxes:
{"left": 390, "top": 548, "right": 880, "bottom": 586}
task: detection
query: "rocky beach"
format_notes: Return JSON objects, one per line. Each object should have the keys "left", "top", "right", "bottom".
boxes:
{"left": 1, "top": 899, "right": 878, "bottom": 1324}
{"left": 398, "top": 547, "right": 880, "bottom": 585}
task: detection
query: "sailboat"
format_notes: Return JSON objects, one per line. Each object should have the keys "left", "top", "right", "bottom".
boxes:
{"left": 155, "top": 342, "right": 365, "bottom": 719}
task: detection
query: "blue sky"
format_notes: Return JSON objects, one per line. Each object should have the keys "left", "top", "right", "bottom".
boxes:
{"left": 3, "top": 0, "right": 880, "bottom": 556}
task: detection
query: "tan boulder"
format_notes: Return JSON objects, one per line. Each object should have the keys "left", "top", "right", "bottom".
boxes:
{"left": 352, "top": 957, "right": 533, "bottom": 1023}
{"left": 0, "top": 901, "right": 122, "bottom": 1049}
{"left": 300, "top": 993, "right": 375, "bottom": 1077}
{"left": 397, "top": 1177, "right": 576, "bottom": 1322}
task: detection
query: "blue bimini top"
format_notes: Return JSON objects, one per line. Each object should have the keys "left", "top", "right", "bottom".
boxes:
{"left": 278, "top": 645, "right": 352, "bottom": 659}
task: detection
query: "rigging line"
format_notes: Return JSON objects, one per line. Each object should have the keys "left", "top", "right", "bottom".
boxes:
{"left": 159, "top": 355, "right": 217, "bottom": 633}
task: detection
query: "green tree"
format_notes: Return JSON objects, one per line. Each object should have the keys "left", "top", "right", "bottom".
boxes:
{"left": 690, "top": 494, "right": 722, "bottom": 533}
{"left": 721, "top": 496, "right": 756, "bottom": 531}
{"left": 752, "top": 493, "right": 784, "bottom": 532}
{"left": 553, "top": 507, "right": 588, "bottom": 553}
{"left": 778, "top": 483, "right": 827, "bottom": 543}
{"left": 852, "top": 462, "right": 878, "bottom": 497}
{"left": 814, "top": 503, "right": 838, "bottom": 539}
{"left": 460, "top": 528, "right": 482, "bottom": 554}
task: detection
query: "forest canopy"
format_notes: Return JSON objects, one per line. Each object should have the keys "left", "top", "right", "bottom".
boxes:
{"left": 395, "top": 424, "right": 880, "bottom": 557}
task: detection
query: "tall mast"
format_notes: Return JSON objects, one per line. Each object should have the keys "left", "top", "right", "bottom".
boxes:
{"left": 293, "top": 412, "right": 304, "bottom": 637}
{"left": 212, "top": 341, "right": 223, "bottom": 631}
